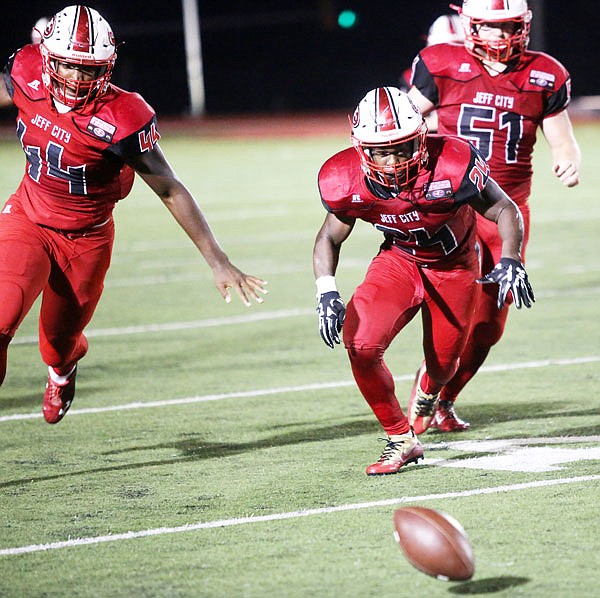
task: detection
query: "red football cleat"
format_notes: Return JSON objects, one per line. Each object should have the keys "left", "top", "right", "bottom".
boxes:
{"left": 431, "top": 400, "right": 471, "bottom": 432}
{"left": 42, "top": 366, "right": 77, "bottom": 424}
{"left": 366, "top": 430, "right": 424, "bottom": 475}
{"left": 407, "top": 362, "right": 440, "bottom": 435}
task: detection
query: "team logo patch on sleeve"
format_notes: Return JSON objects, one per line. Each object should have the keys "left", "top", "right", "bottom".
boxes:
{"left": 529, "top": 70, "right": 556, "bottom": 89}
{"left": 424, "top": 179, "right": 453, "bottom": 200}
{"left": 87, "top": 116, "right": 116, "bottom": 142}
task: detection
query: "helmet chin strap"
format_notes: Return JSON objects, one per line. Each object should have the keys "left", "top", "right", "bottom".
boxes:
{"left": 481, "top": 59, "right": 509, "bottom": 75}
{"left": 52, "top": 98, "right": 72, "bottom": 113}
{"left": 365, "top": 175, "right": 401, "bottom": 199}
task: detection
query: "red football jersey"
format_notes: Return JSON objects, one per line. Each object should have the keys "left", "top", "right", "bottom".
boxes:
{"left": 3, "top": 44, "right": 160, "bottom": 230}
{"left": 318, "top": 135, "right": 489, "bottom": 267}
{"left": 411, "top": 44, "right": 571, "bottom": 205}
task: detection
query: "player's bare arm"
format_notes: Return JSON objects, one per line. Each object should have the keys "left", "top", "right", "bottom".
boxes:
{"left": 0, "top": 74, "right": 14, "bottom": 107}
{"left": 407, "top": 86, "right": 435, "bottom": 117}
{"left": 468, "top": 177, "right": 524, "bottom": 261}
{"left": 312, "top": 212, "right": 354, "bottom": 349}
{"left": 128, "top": 144, "right": 267, "bottom": 306}
{"left": 470, "top": 178, "right": 534, "bottom": 309}
{"left": 313, "top": 212, "right": 355, "bottom": 278}
{"left": 541, "top": 110, "right": 581, "bottom": 188}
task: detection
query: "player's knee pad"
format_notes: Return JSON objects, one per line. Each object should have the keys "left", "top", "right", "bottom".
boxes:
{"left": 346, "top": 343, "right": 385, "bottom": 370}
{"left": 426, "top": 358, "right": 460, "bottom": 386}
{"left": 471, "top": 313, "right": 507, "bottom": 347}
{"left": 472, "top": 286, "right": 509, "bottom": 347}
{"left": 0, "top": 333, "right": 11, "bottom": 386}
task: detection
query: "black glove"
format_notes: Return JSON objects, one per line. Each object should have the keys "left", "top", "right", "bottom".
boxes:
{"left": 317, "top": 291, "right": 346, "bottom": 348}
{"left": 478, "top": 257, "right": 535, "bottom": 309}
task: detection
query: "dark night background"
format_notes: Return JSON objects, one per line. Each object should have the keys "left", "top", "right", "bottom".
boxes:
{"left": 1, "top": 1, "right": 598, "bottom": 120}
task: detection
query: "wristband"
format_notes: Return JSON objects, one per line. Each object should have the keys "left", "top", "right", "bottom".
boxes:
{"left": 316, "top": 275, "right": 338, "bottom": 296}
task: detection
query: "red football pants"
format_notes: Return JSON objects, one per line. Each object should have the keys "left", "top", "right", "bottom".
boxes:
{"left": 0, "top": 201, "right": 114, "bottom": 385}
{"left": 440, "top": 204, "right": 531, "bottom": 401}
{"left": 343, "top": 248, "right": 480, "bottom": 436}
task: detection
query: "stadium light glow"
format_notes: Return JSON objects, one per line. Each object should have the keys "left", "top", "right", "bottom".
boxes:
{"left": 337, "top": 9, "right": 358, "bottom": 29}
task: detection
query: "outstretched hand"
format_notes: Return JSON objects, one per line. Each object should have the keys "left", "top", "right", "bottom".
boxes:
{"left": 478, "top": 257, "right": 535, "bottom": 310}
{"left": 213, "top": 262, "right": 268, "bottom": 306}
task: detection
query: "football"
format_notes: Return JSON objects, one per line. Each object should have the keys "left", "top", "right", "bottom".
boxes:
{"left": 393, "top": 506, "right": 475, "bottom": 581}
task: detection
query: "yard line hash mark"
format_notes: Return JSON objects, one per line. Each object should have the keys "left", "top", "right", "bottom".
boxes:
{"left": 1, "top": 474, "right": 598, "bottom": 556}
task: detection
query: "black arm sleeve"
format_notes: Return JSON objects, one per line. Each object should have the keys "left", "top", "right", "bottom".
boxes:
{"left": 544, "top": 80, "right": 570, "bottom": 117}
{"left": 455, "top": 144, "right": 490, "bottom": 206}
{"left": 106, "top": 115, "right": 159, "bottom": 161}
{"left": 411, "top": 54, "right": 439, "bottom": 106}
{"left": 2, "top": 51, "right": 17, "bottom": 99}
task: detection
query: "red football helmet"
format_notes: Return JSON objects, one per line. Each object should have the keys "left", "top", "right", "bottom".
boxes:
{"left": 452, "top": 0, "right": 532, "bottom": 62}
{"left": 40, "top": 5, "right": 116, "bottom": 109}
{"left": 351, "top": 87, "right": 428, "bottom": 189}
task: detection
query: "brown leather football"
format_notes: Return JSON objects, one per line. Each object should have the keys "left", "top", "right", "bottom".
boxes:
{"left": 393, "top": 506, "right": 475, "bottom": 581}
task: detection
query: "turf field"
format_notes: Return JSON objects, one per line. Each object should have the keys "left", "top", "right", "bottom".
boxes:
{"left": 0, "top": 119, "right": 599, "bottom": 597}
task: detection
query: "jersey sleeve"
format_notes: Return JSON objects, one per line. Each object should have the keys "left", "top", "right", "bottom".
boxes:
{"left": 543, "top": 79, "right": 570, "bottom": 118}
{"left": 91, "top": 90, "right": 161, "bottom": 161}
{"left": 107, "top": 114, "right": 161, "bottom": 161}
{"left": 455, "top": 142, "right": 490, "bottom": 203}
{"left": 528, "top": 52, "right": 572, "bottom": 119}
{"left": 428, "top": 136, "right": 490, "bottom": 205}
{"left": 411, "top": 52, "right": 439, "bottom": 105}
{"left": 2, "top": 51, "right": 17, "bottom": 99}
{"left": 4, "top": 44, "right": 47, "bottom": 103}
{"left": 317, "top": 149, "right": 376, "bottom": 217}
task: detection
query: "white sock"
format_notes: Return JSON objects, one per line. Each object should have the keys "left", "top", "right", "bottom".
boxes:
{"left": 48, "top": 365, "right": 76, "bottom": 385}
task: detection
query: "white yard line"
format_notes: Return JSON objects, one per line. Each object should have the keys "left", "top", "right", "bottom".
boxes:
{"left": 11, "top": 282, "right": 600, "bottom": 341}
{"left": 1, "top": 474, "right": 598, "bottom": 556}
{"left": 1, "top": 355, "right": 598, "bottom": 423}
{"left": 10, "top": 308, "right": 315, "bottom": 344}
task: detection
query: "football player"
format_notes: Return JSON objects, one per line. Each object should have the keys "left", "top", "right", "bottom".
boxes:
{"left": 313, "top": 87, "right": 533, "bottom": 475}
{"left": 407, "top": 0, "right": 580, "bottom": 433}
{"left": 0, "top": 5, "right": 267, "bottom": 424}
{"left": 399, "top": 14, "right": 465, "bottom": 92}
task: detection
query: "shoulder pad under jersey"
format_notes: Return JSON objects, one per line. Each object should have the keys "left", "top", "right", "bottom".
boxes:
{"left": 511, "top": 50, "right": 570, "bottom": 94}
{"left": 425, "top": 135, "right": 489, "bottom": 203}
{"left": 318, "top": 148, "right": 375, "bottom": 213}
{"left": 5, "top": 44, "right": 46, "bottom": 101}
{"left": 71, "top": 85, "right": 157, "bottom": 146}
{"left": 417, "top": 43, "right": 480, "bottom": 82}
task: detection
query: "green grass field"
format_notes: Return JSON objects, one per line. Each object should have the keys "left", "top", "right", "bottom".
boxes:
{"left": 0, "top": 119, "right": 599, "bottom": 597}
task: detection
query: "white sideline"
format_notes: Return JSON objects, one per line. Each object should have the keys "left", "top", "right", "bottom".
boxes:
{"left": 1, "top": 474, "right": 598, "bottom": 556}
{"left": 1, "top": 355, "right": 598, "bottom": 422}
